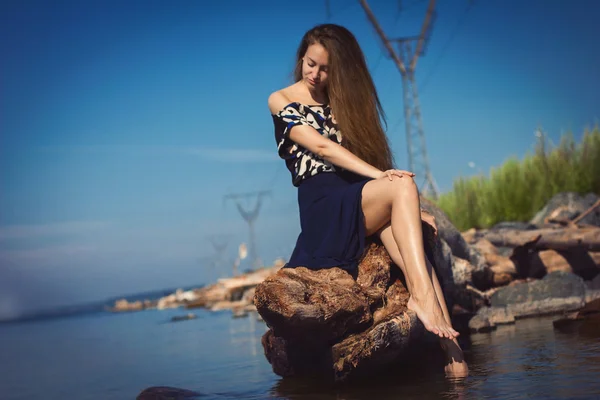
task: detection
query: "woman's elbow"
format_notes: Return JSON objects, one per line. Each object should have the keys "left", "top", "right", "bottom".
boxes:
{"left": 316, "top": 142, "right": 333, "bottom": 159}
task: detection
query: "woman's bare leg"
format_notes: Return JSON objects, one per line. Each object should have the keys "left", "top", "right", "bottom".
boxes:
{"left": 361, "top": 175, "right": 458, "bottom": 339}
{"left": 379, "top": 224, "right": 468, "bottom": 377}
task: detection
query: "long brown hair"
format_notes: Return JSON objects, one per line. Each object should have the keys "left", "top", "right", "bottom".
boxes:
{"left": 294, "top": 24, "right": 394, "bottom": 171}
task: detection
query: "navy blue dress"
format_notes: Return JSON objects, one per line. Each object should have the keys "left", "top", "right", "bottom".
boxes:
{"left": 272, "top": 102, "right": 372, "bottom": 272}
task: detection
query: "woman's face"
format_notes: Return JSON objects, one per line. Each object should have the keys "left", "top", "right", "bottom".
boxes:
{"left": 302, "top": 43, "right": 329, "bottom": 91}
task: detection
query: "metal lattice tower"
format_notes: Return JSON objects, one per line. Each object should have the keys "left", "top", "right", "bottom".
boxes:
{"left": 224, "top": 190, "right": 271, "bottom": 269}
{"left": 359, "top": 0, "right": 440, "bottom": 199}
{"left": 207, "top": 234, "right": 231, "bottom": 268}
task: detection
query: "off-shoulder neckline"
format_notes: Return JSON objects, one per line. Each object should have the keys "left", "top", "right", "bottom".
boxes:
{"left": 271, "top": 101, "right": 329, "bottom": 117}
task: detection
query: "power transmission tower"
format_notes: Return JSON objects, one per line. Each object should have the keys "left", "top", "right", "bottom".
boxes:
{"left": 207, "top": 234, "right": 231, "bottom": 269}
{"left": 359, "top": 0, "right": 440, "bottom": 199}
{"left": 224, "top": 190, "right": 271, "bottom": 269}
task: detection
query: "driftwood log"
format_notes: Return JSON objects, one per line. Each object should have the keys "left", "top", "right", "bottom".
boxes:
{"left": 467, "top": 228, "right": 600, "bottom": 286}
{"left": 254, "top": 230, "right": 457, "bottom": 381}
{"left": 484, "top": 227, "right": 600, "bottom": 251}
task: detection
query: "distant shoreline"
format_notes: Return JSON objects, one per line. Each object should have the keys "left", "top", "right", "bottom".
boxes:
{"left": 0, "top": 283, "right": 205, "bottom": 325}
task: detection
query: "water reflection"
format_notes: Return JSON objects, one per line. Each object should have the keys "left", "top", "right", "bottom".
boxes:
{"left": 271, "top": 371, "right": 471, "bottom": 400}
{"left": 228, "top": 311, "right": 262, "bottom": 357}
{"left": 6, "top": 309, "right": 596, "bottom": 399}
{"left": 268, "top": 317, "right": 600, "bottom": 400}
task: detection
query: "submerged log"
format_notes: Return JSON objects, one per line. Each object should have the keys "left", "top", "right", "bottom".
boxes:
{"left": 331, "top": 310, "right": 422, "bottom": 381}
{"left": 254, "top": 266, "right": 375, "bottom": 345}
{"left": 255, "top": 234, "right": 455, "bottom": 381}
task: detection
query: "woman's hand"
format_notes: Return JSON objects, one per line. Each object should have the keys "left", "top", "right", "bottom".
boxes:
{"left": 378, "top": 169, "right": 415, "bottom": 181}
{"left": 420, "top": 209, "right": 438, "bottom": 237}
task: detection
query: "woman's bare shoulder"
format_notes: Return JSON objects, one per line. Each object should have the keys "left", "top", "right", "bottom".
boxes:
{"left": 268, "top": 84, "right": 299, "bottom": 115}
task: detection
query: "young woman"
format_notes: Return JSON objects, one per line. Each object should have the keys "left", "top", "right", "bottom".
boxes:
{"left": 268, "top": 24, "right": 468, "bottom": 377}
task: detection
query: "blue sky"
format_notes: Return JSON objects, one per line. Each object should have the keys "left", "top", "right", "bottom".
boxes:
{"left": 1, "top": 0, "right": 599, "bottom": 317}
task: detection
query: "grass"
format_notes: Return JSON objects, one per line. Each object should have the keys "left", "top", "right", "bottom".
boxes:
{"left": 435, "top": 125, "right": 600, "bottom": 232}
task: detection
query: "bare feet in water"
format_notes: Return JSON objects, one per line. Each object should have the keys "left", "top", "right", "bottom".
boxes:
{"left": 441, "top": 338, "right": 469, "bottom": 378}
{"left": 407, "top": 295, "right": 459, "bottom": 339}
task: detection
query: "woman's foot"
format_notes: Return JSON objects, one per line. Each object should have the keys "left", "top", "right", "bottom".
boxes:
{"left": 407, "top": 295, "right": 459, "bottom": 339}
{"left": 440, "top": 338, "right": 469, "bottom": 378}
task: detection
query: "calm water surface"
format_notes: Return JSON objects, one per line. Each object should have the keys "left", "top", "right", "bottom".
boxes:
{"left": 1, "top": 309, "right": 599, "bottom": 399}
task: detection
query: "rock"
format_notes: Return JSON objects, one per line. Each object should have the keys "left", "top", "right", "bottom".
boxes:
{"left": 553, "top": 297, "right": 600, "bottom": 336}
{"left": 485, "top": 306, "right": 515, "bottom": 325}
{"left": 452, "top": 257, "right": 475, "bottom": 287}
{"left": 492, "top": 271, "right": 586, "bottom": 304}
{"left": 586, "top": 289, "right": 600, "bottom": 303}
{"left": 468, "top": 306, "right": 515, "bottom": 333}
{"left": 490, "top": 271, "right": 586, "bottom": 317}
{"left": 580, "top": 193, "right": 600, "bottom": 226}
{"left": 210, "top": 300, "right": 247, "bottom": 312}
{"left": 186, "top": 285, "right": 229, "bottom": 308}
{"left": 461, "top": 228, "right": 477, "bottom": 244}
{"left": 530, "top": 192, "right": 600, "bottom": 227}
{"left": 427, "top": 233, "right": 455, "bottom": 305}
{"left": 186, "top": 265, "right": 280, "bottom": 309}
{"left": 587, "top": 274, "right": 600, "bottom": 291}
{"left": 424, "top": 227, "right": 481, "bottom": 312}
{"left": 468, "top": 314, "right": 494, "bottom": 333}
{"left": 110, "top": 298, "right": 147, "bottom": 312}
{"left": 255, "top": 240, "right": 448, "bottom": 381}
{"left": 170, "top": 313, "right": 197, "bottom": 322}
{"left": 136, "top": 386, "right": 202, "bottom": 400}
{"left": 242, "top": 287, "right": 256, "bottom": 304}
{"left": 421, "top": 198, "right": 487, "bottom": 273}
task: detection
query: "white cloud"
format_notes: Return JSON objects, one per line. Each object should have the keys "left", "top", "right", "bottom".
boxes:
{"left": 184, "top": 147, "right": 279, "bottom": 162}
{"left": 37, "top": 145, "right": 279, "bottom": 163}
{"left": 0, "top": 220, "right": 112, "bottom": 240}
{"left": 0, "top": 244, "right": 97, "bottom": 266}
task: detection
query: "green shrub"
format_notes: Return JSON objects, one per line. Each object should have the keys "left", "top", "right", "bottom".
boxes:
{"left": 435, "top": 125, "right": 600, "bottom": 231}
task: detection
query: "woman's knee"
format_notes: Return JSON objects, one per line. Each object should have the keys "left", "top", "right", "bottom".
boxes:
{"left": 389, "top": 175, "right": 418, "bottom": 197}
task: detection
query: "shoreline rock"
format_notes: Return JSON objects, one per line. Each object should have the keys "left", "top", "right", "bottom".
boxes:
{"left": 489, "top": 271, "right": 587, "bottom": 318}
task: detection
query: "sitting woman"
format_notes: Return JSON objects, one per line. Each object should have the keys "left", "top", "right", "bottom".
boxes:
{"left": 268, "top": 23, "right": 468, "bottom": 378}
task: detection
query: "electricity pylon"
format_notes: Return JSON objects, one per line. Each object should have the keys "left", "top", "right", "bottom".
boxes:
{"left": 207, "top": 234, "right": 231, "bottom": 269}
{"left": 359, "top": 0, "right": 440, "bottom": 199}
{"left": 224, "top": 190, "right": 271, "bottom": 269}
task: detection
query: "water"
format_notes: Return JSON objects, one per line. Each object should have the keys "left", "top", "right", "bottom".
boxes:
{"left": 1, "top": 310, "right": 599, "bottom": 399}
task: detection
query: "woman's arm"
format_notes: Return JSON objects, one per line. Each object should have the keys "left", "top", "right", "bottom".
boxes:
{"left": 268, "top": 92, "right": 383, "bottom": 179}
{"left": 309, "top": 132, "right": 382, "bottom": 179}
